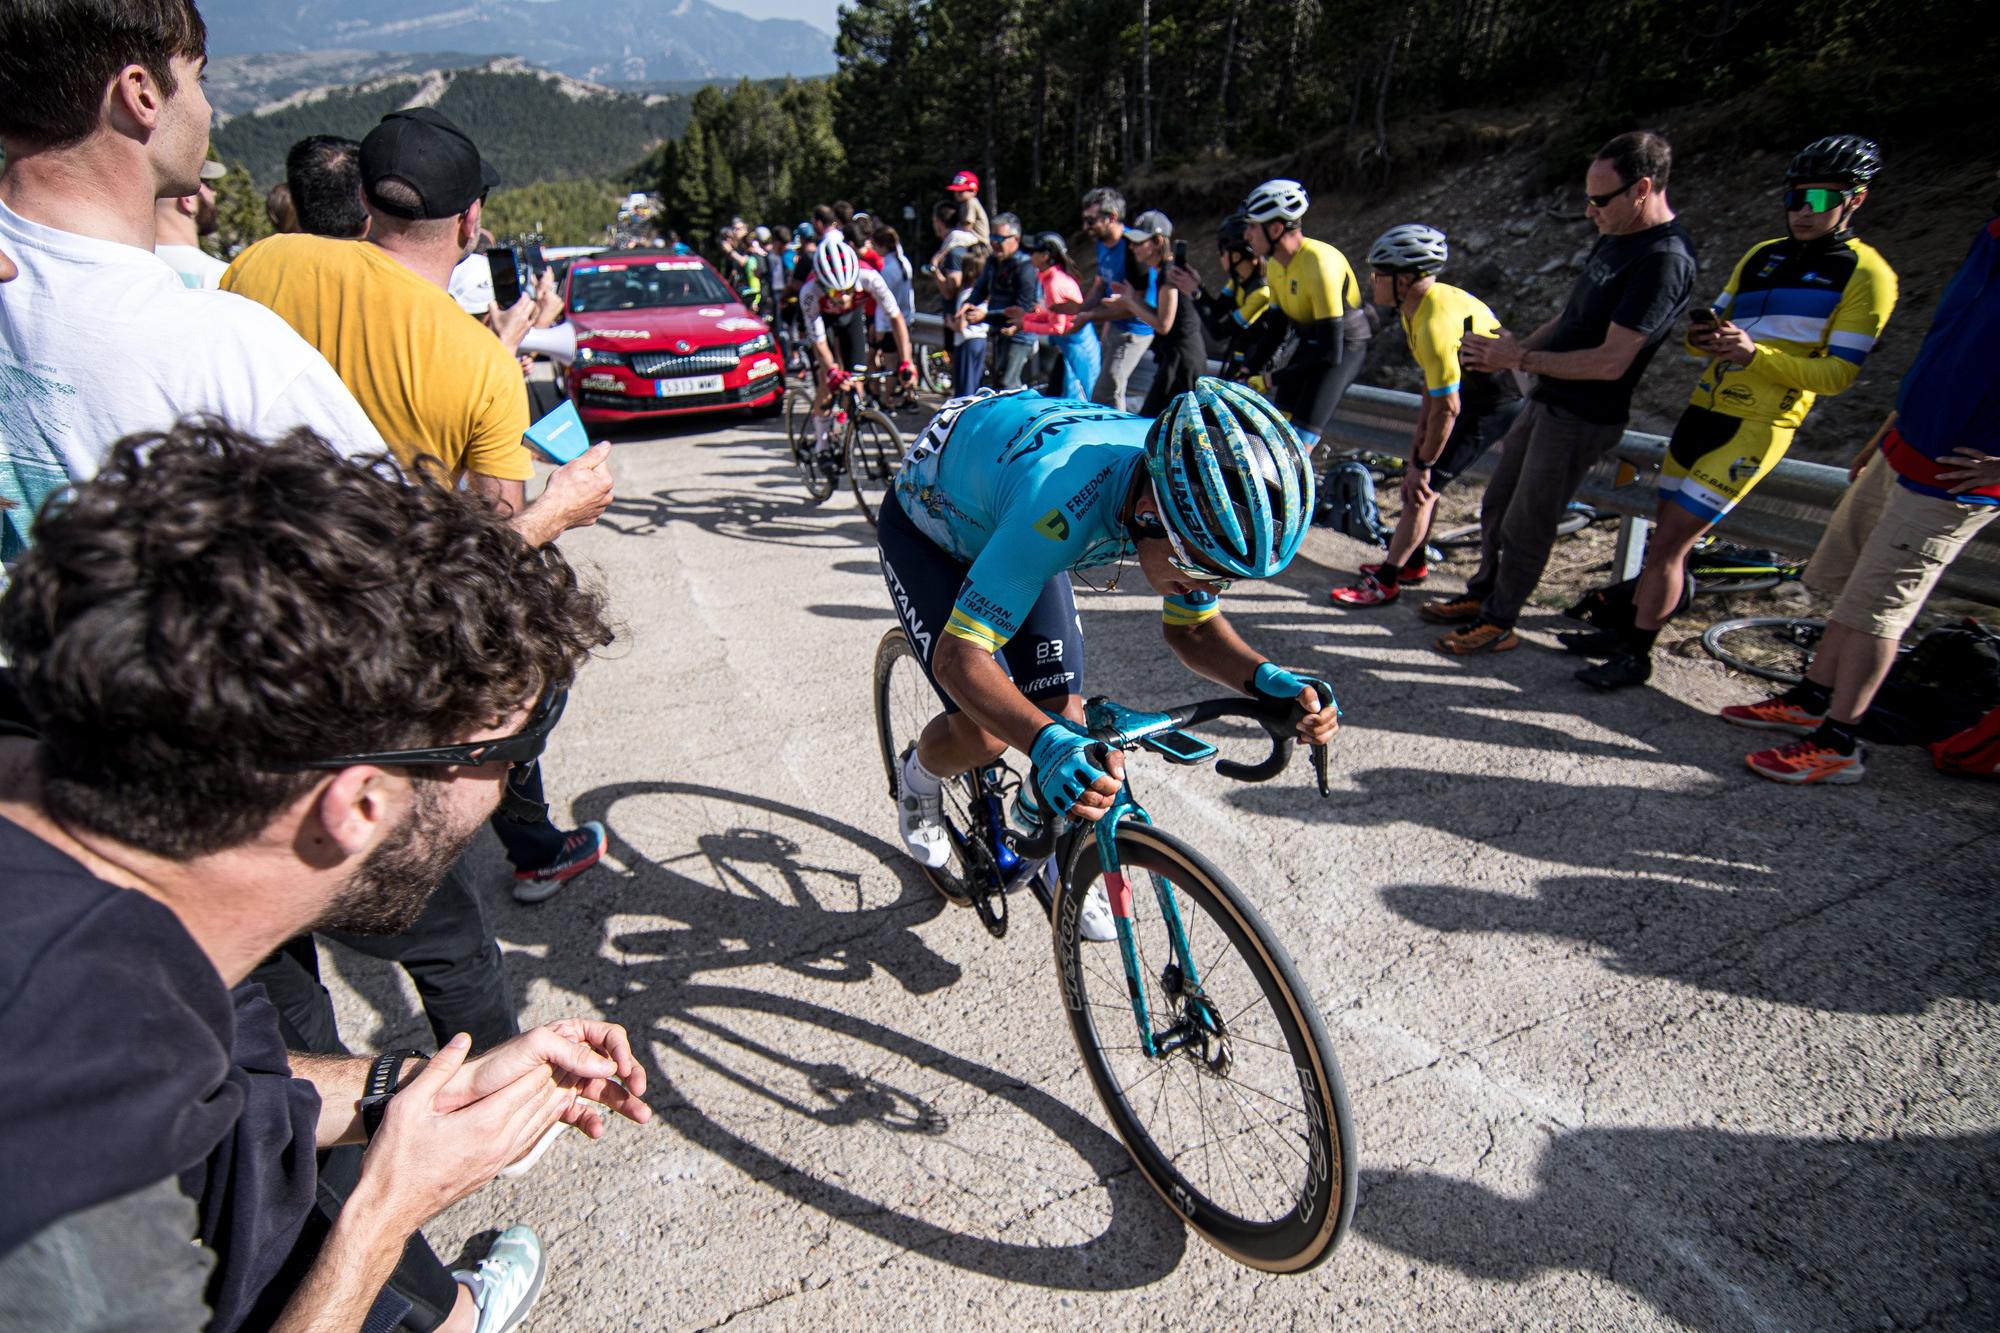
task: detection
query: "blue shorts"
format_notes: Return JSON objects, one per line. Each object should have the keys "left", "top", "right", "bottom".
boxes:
{"left": 877, "top": 493, "right": 1084, "bottom": 714}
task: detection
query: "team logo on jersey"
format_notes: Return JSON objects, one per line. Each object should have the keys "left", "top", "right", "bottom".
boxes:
{"left": 1034, "top": 508, "right": 1071, "bottom": 542}
{"left": 1728, "top": 454, "right": 1761, "bottom": 481}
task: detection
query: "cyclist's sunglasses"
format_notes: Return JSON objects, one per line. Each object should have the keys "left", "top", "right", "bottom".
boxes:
{"left": 270, "top": 686, "right": 567, "bottom": 774}
{"left": 1131, "top": 500, "right": 1233, "bottom": 590}
{"left": 1585, "top": 178, "right": 1638, "bottom": 208}
{"left": 1784, "top": 186, "right": 1853, "bottom": 214}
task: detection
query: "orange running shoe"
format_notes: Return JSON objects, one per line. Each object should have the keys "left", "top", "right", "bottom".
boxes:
{"left": 1419, "top": 595, "right": 1482, "bottom": 624}
{"left": 1434, "top": 621, "right": 1519, "bottom": 656}
{"left": 1745, "top": 737, "right": 1865, "bottom": 785}
{"left": 1719, "top": 697, "right": 1826, "bottom": 736}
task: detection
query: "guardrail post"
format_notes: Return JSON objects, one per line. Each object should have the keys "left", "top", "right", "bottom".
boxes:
{"left": 1612, "top": 514, "right": 1651, "bottom": 582}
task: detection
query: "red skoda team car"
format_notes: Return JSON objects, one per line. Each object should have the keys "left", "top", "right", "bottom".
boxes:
{"left": 564, "top": 251, "right": 783, "bottom": 424}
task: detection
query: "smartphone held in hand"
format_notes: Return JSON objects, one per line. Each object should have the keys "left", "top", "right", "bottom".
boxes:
{"left": 487, "top": 246, "right": 525, "bottom": 309}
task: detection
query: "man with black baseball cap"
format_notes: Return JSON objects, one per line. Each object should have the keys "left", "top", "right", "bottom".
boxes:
{"left": 361, "top": 107, "right": 501, "bottom": 221}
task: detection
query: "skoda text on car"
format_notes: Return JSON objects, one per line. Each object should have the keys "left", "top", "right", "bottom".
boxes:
{"left": 564, "top": 251, "right": 783, "bottom": 423}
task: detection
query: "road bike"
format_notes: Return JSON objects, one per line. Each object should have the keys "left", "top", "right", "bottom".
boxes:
{"left": 1690, "top": 542, "right": 1815, "bottom": 683}
{"left": 872, "top": 629, "right": 1357, "bottom": 1272}
{"left": 784, "top": 369, "right": 905, "bottom": 523}
{"left": 1434, "top": 500, "right": 1612, "bottom": 551}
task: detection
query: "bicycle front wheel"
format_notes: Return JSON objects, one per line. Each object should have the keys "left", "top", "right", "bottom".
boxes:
{"left": 786, "top": 394, "right": 835, "bottom": 503}
{"left": 1053, "top": 822, "right": 1355, "bottom": 1272}
{"left": 845, "top": 407, "right": 904, "bottom": 528}
{"left": 1702, "top": 616, "right": 1824, "bottom": 684}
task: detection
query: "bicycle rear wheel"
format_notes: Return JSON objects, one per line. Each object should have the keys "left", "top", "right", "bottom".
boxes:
{"left": 871, "top": 630, "right": 990, "bottom": 913}
{"left": 846, "top": 407, "right": 904, "bottom": 528}
{"left": 919, "top": 346, "right": 952, "bottom": 396}
{"left": 1701, "top": 616, "right": 1824, "bottom": 684}
{"left": 1053, "top": 822, "right": 1355, "bottom": 1272}
{"left": 787, "top": 393, "right": 835, "bottom": 504}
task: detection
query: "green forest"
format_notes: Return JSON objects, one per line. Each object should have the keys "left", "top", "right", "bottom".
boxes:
{"left": 639, "top": 0, "right": 1996, "bottom": 243}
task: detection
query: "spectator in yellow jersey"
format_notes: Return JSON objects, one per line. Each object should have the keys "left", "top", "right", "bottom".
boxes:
{"left": 1330, "top": 225, "right": 1523, "bottom": 607}
{"left": 1575, "top": 135, "right": 1897, "bottom": 690}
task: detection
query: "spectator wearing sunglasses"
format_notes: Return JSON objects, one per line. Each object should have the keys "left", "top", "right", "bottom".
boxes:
{"left": 1437, "top": 130, "right": 1698, "bottom": 656}
{"left": 0, "top": 419, "right": 640, "bottom": 1332}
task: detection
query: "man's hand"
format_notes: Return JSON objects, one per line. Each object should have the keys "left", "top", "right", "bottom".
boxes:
{"left": 1400, "top": 464, "right": 1436, "bottom": 507}
{"left": 482, "top": 293, "right": 537, "bottom": 353}
{"left": 1047, "top": 298, "right": 1083, "bottom": 317}
{"left": 535, "top": 441, "right": 615, "bottom": 535}
{"left": 1694, "top": 321, "right": 1756, "bottom": 365}
{"left": 897, "top": 359, "right": 918, "bottom": 386}
{"left": 828, "top": 366, "right": 854, "bottom": 392}
{"left": 963, "top": 304, "right": 988, "bottom": 327}
{"left": 1250, "top": 662, "right": 1340, "bottom": 746}
{"left": 1937, "top": 447, "right": 2000, "bottom": 494}
{"left": 1001, "top": 305, "right": 1026, "bottom": 333}
{"left": 1460, "top": 329, "right": 1520, "bottom": 373}
{"left": 1165, "top": 264, "right": 1200, "bottom": 296}
{"left": 530, "top": 268, "right": 564, "bottom": 328}
{"left": 1029, "top": 720, "right": 1125, "bottom": 821}
{"left": 441, "top": 1019, "right": 652, "bottom": 1139}
{"left": 349, "top": 1034, "right": 575, "bottom": 1236}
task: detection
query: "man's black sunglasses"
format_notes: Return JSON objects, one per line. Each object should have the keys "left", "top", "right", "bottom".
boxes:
{"left": 270, "top": 687, "right": 567, "bottom": 773}
{"left": 1586, "top": 178, "right": 1639, "bottom": 209}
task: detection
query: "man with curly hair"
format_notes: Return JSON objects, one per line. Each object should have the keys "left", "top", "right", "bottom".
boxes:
{"left": 0, "top": 419, "right": 639, "bottom": 1332}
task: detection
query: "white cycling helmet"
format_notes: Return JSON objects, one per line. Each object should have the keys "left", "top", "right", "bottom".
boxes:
{"left": 814, "top": 236, "right": 861, "bottom": 291}
{"left": 1368, "top": 223, "right": 1449, "bottom": 274}
{"left": 1147, "top": 378, "right": 1314, "bottom": 580}
{"left": 1242, "top": 179, "right": 1309, "bottom": 225}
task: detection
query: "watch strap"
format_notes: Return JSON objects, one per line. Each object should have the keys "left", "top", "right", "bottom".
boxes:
{"left": 358, "top": 1048, "right": 428, "bottom": 1139}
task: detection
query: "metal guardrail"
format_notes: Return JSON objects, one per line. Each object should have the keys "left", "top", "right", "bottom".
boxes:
{"left": 907, "top": 314, "right": 2000, "bottom": 606}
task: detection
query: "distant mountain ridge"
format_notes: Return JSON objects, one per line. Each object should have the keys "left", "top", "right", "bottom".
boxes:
{"left": 197, "top": 0, "right": 837, "bottom": 82}
{"left": 211, "top": 59, "right": 691, "bottom": 190}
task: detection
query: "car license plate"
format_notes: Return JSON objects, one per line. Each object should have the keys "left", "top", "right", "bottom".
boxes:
{"left": 655, "top": 374, "right": 723, "bottom": 398}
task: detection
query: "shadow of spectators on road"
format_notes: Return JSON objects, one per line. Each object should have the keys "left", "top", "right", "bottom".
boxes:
{"left": 1358, "top": 1124, "right": 2000, "bottom": 1329}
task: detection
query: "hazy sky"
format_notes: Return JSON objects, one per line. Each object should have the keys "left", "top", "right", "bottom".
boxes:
{"left": 711, "top": 0, "right": 844, "bottom": 32}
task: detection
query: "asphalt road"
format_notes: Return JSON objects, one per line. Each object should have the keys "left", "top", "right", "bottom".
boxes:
{"left": 323, "top": 411, "right": 2000, "bottom": 1332}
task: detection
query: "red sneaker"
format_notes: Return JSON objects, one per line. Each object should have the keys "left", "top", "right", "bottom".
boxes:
{"left": 1361, "top": 560, "right": 1427, "bottom": 585}
{"left": 1331, "top": 574, "right": 1399, "bottom": 607}
{"left": 1719, "top": 698, "right": 1826, "bottom": 736}
{"left": 1745, "top": 737, "right": 1865, "bottom": 785}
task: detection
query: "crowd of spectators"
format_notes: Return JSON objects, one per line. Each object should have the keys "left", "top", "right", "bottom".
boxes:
{"left": 0, "top": 0, "right": 1995, "bottom": 1328}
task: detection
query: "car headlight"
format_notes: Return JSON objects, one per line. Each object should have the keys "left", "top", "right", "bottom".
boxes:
{"left": 577, "top": 346, "right": 628, "bottom": 367}
{"left": 736, "top": 332, "right": 774, "bottom": 356}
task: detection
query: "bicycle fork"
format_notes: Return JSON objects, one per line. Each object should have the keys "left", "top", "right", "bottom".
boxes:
{"left": 1093, "top": 801, "right": 1214, "bottom": 1062}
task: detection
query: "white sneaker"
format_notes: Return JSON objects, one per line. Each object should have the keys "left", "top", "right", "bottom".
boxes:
{"left": 897, "top": 755, "right": 951, "bottom": 870}
{"left": 1076, "top": 882, "right": 1118, "bottom": 943}
{"left": 452, "top": 1225, "right": 545, "bottom": 1333}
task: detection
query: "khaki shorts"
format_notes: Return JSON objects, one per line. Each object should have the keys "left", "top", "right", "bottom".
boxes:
{"left": 1805, "top": 455, "right": 2000, "bottom": 638}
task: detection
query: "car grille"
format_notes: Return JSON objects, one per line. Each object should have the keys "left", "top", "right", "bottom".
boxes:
{"left": 629, "top": 347, "right": 741, "bottom": 377}
{"left": 581, "top": 381, "right": 779, "bottom": 414}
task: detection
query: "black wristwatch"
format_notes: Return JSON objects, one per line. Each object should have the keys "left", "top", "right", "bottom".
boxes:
{"left": 357, "top": 1048, "right": 429, "bottom": 1139}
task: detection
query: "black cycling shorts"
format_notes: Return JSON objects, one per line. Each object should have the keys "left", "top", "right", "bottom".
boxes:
{"left": 877, "top": 494, "right": 1084, "bottom": 715}
{"left": 1428, "top": 396, "right": 1525, "bottom": 486}
{"left": 820, "top": 306, "right": 870, "bottom": 373}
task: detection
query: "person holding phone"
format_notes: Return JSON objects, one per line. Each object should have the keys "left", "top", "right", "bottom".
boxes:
{"left": 1329, "top": 225, "right": 1522, "bottom": 607}
{"left": 1166, "top": 211, "right": 1272, "bottom": 383}
{"left": 1574, "top": 135, "right": 1898, "bottom": 691}
{"left": 1098, "top": 210, "right": 1204, "bottom": 417}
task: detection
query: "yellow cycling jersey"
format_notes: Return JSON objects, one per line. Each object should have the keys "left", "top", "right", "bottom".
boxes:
{"left": 1266, "top": 237, "right": 1362, "bottom": 325}
{"left": 1402, "top": 282, "right": 1501, "bottom": 398}
{"left": 1689, "top": 234, "right": 1897, "bottom": 431}
{"left": 1229, "top": 277, "right": 1272, "bottom": 327}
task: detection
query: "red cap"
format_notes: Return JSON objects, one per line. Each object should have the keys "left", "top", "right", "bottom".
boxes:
{"left": 948, "top": 170, "right": 979, "bottom": 192}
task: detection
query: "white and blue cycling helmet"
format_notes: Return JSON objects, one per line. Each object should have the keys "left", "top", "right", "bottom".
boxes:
{"left": 1146, "top": 377, "right": 1314, "bottom": 580}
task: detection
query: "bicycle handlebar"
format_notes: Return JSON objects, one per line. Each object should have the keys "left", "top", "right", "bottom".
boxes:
{"left": 1085, "top": 693, "right": 1332, "bottom": 797}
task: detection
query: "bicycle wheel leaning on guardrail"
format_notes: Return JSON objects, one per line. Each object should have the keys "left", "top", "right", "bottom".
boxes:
{"left": 1701, "top": 616, "right": 1825, "bottom": 685}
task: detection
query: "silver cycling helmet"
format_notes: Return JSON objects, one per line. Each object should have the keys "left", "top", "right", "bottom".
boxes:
{"left": 1368, "top": 223, "right": 1449, "bottom": 274}
{"left": 813, "top": 235, "right": 861, "bottom": 291}
{"left": 1147, "top": 377, "right": 1314, "bottom": 580}
{"left": 1242, "top": 179, "right": 1309, "bottom": 225}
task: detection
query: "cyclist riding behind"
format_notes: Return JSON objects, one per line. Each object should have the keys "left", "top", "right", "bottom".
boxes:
{"left": 877, "top": 379, "right": 1341, "bottom": 940}
{"left": 799, "top": 235, "right": 917, "bottom": 459}
{"left": 1239, "top": 180, "right": 1375, "bottom": 481}
{"left": 1330, "top": 224, "right": 1524, "bottom": 606}
{"left": 1574, "top": 134, "right": 1899, "bottom": 691}
{"left": 1166, "top": 211, "right": 1271, "bottom": 381}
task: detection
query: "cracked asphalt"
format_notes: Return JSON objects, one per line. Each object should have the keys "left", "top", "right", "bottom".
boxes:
{"left": 320, "top": 414, "right": 2000, "bottom": 1331}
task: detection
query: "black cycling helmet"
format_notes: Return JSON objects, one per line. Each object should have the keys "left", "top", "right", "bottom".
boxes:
{"left": 1217, "top": 211, "right": 1252, "bottom": 253}
{"left": 1786, "top": 135, "right": 1881, "bottom": 187}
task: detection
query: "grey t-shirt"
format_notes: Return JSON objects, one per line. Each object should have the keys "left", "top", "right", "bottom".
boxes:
{"left": 0, "top": 1179, "right": 212, "bottom": 1332}
{"left": 1532, "top": 218, "right": 1697, "bottom": 424}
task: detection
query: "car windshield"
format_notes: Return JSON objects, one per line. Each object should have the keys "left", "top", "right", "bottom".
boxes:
{"left": 569, "top": 261, "right": 733, "bottom": 313}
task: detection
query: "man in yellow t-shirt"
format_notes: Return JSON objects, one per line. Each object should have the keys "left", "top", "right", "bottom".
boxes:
{"left": 223, "top": 108, "right": 612, "bottom": 547}
{"left": 1330, "top": 224, "right": 1523, "bottom": 607}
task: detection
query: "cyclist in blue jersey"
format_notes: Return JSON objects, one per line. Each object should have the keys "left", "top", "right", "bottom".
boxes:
{"left": 877, "top": 378, "right": 1339, "bottom": 939}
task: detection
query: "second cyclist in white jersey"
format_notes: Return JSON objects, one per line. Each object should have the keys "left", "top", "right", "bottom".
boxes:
{"left": 798, "top": 235, "right": 917, "bottom": 455}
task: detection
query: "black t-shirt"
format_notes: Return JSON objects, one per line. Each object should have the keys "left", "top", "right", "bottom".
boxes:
{"left": 1532, "top": 219, "right": 1697, "bottom": 424}
{"left": 0, "top": 810, "right": 320, "bottom": 1331}
{"left": 1153, "top": 268, "right": 1208, "bottom": 369}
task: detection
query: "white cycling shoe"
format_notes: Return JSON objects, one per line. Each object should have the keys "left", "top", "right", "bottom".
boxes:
{"left": 897, "top": 755, "right": 951, "bottom": 870}
{"left": 1075, "top": 882, "right": 1118, "bottom": 944}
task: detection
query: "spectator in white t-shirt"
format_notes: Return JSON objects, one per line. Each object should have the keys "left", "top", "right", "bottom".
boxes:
{"left": 152, "top": 157, "right": 229, "bottom": 289}
{"left": 0, "top": 3, "right": 386, "bottom": 562}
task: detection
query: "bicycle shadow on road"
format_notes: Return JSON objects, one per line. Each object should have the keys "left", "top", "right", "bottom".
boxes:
{"left": 599, "top": 484, "right": 877, "bottom": 549}
{"left": 1356, "top": 1123, "right": 2000, "bottom": 1329}
{"left": 486, "top": 779, "right": 1189, "bottom": 1290}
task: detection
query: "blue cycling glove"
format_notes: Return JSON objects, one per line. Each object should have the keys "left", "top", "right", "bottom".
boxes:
{"left": 1029, "top": 718, "right": 1107, "bottom": 814}
{"left": 1250, "top": 662, "right": 1340, "bottom": 717}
